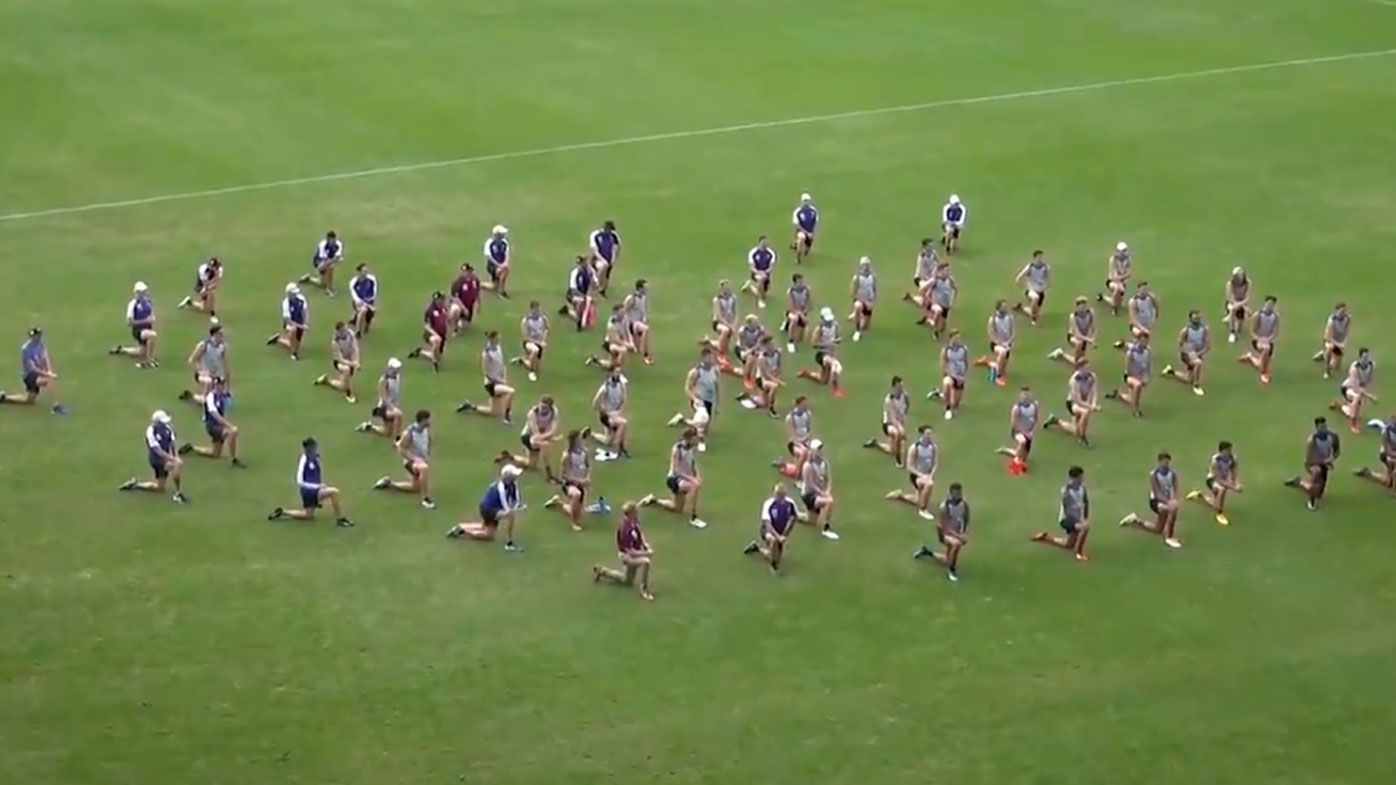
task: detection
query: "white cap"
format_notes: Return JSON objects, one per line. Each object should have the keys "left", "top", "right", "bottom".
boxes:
{"left": 492, "top": 224, "right": 508, "bottom": 235}
{"left": 949, "top": 194, "right": 960, "bottom": 204}
{"left": 152, "top": 409, "right": 171, "bottom": 424}
{"left": 1116, "top": 241, "right": 1128, "bottom": 251}
{"left": 1231, "top": 266, "right": 1244, "bottom": 276}
{"left": 800, "top": 192, "right": 812, "bottom": 202}
{"left": 386, "top": 357, "right": 402, "bottom": 370}
{"left": 810, "top": 438, "right": 824, "bottom": 451}
{"left": 209, "top": 316, "right": 221, "bottom": 326}
{"left": 820, "top": 306, "right": 835, "bottom": 321}
{"left": 501, "top": 464, "right": 523, "bottom": 478}
{"left": 285, "top": 283, "right": 299, "bottom": 294}
{"left": 133, "top": 281, "right": 148, "bottom": 293}
{"left": 858, "top": 255, "right": 872, "bottom": 266}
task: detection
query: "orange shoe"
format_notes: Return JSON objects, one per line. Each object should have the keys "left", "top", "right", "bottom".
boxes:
{"left": 995, "top": 377, "right": 1008, "bottom": 388}
{"left": 832, "top": 387, "right": 846, "bottom": 399}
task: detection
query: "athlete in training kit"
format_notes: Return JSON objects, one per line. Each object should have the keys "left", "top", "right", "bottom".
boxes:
{"left": 1330, "top": 347, "right": 1377, "bottom": 433}
{"left": 1099, "top": 241, "right": 1131, "bottom": 316}
{"left": 940, "top": 194, "right": 967, "bottom": 254}
{"left": 1283, "top": 417, "right": 1341, "bottom": 511}
{"left": 481, "top": 224, "right": 512, "bottom": 298}
{"left": 782, "top": 273, "right": 813, "bottom": 353}
{"left": 848, "top": 256, "right": 878, "bottom": 342}
{"left": 741, "top": 236, "right": 777, "bottom": 310}
{"left": 267, "top": 438, "right": 353, "bottom": 527}
{"left": 1119, "top": 452, "right": 1184, "bottom": 549}
{"left": 1031, "top": 466, "right": 1091, "bottom": 562}
{"left": 301, "top": 230, "right": 344, "bottom": 295}
{"left": 1013, "top": 250, "right": 1051, "bottom": 326}
{"left": 997, "top": 387, "right": 1040, "bottom": 474}
{"left": 928, "top": 330, "right": 970, "bottom": 420}
{"left": 865, "top": 377, "right": 910, "bottom": 467}
{"left": 1161, "top": 310, "right": 1211, "bottom": 397}
{"left": 1187, "top": 441, "right": 1243, "bottom": 526}
{"left": 109, "top": 281, "right": 160, "bottom": 368}
{"left": 1223, "top": 266, "right": 1250, "bottom": 344}
{"left": 791, "top": 193, "right": 818, "bottom": 264}
{"left": 744, "top": 485, "right": 799, "bottom": 573}
{"left": 1239, "top": 295, "right": 1281, "bottom": 385}
{"left": 1313, "top": 303, "right": 1353, "bottom": 380}
{"left": 913, "top": 481, "right": 970, "bottom": 581}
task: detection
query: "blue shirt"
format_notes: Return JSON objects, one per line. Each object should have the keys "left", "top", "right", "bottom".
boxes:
{"left": 793, "top": 204, "right": 818, "bottom": 233}
{"left": 297, "top": 453, "right": 323, "bottom": 489}
{"left": 485, "top": 237, "right": 509, "bottom": 265}
{"left": 480, "top": 479, "right": 522, "bottom": 513}
{"left": 569, "top": 265, "right": 593, "bottom": 295}
{"left": 749, "top": 246, "right": 775, "bottom": 272}
{"left": 314, "top": 238, "right": 343, "bottom": 262}
{"left": 762, "top": 496, "right": 798, "bottom": 534}
{"left": 146, "top": 423, "right": 175, "bottom": 461}
{"left": 590, "top": 229, "right": 620, "bottom": 262}
{"left": 283, "top": 295, "right": 308, "bottom": 325}
{"left": 203, "top": 390, "right": 229, "bottom": 427}
{"left": 128, "top": 296, "right": 153, "bottom": 325}
{"left": 944, "top": 203, "right": 965, "bottom": 224}
{"left": 21, "top": 338, "right": 44, "bottom": 375}
{"left": 351, "top": 274, "right": 377, "bottom": 305}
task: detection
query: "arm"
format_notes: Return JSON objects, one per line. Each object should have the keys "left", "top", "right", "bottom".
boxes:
{"left": 1013, "top": 266, "right": 1029, "bottom": 287}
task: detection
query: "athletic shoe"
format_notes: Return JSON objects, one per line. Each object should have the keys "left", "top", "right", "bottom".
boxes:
{"left": 1215, "top": 513, "right": 1229, "bottom": 526}
{"left": 947, "top": 569, "right": 959, "bottom": 583}
{"left": 172, "top": 492, "right": 188, "bottom": 504}
{"left": 1163, "top": 538, "right": 1182, "bottom": 549}
{"left": 666, "top": 413, "right": 684, "bottom": 426}
{"left": 117, "top": 479, "right": 137, "bottom": 491}
{"left": 912, "top": 545, "right": 932, "bottom": 559}
{"left": 543, "top": 495, "right": 560, "bottom": 509}
{"left": 820, "top": 527, "right": 840, "bottom": 541}
{"left": 267, "top": 508, "right": 285, "bottom": 521}
{"left": 688, "top": 517, "right": 708, "bottom": 530}
{"left": 943, "top": 409, "right": 953, "bottom": 421}
{"left": 917, "top": 509, "right": 935, "bottom": 521}
{"left": 421, "top": 498, "right": 436, "bottom": 510}
{"left": 528, "top": 371, "right": 538, "bottom": 382}
{"left": 786, "top": 343, "right": 796, "bottom": 353}
{"left": 335, "top": 518, "right": 354, "bottom": 528}
{"left": 372, "top": 477, "right": 391, "bottom": 489}
{"left": 1046, "top": 348, "right": 1064, "bottom": 360}
{"left": 1192, "top": 387, "right": 1205, "bottom": 397}
{"left": 1118, "top": 513, "right": 1138, "bottom": 527}
{"left": 638, "top": 494, "right": 656, "bottom": 507}
{"left": 1185, "top": 490, "right": 1202, "bottom": 501}
{"left": 743, "top": 541, "right": 760, "bottom": 555}
{"left": 455, "top": 401, "right": 476, "bottom": 413}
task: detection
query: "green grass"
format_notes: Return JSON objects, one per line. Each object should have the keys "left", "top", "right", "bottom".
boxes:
{"left": 3, "top": 1, "right": 1396, "bottom": 783}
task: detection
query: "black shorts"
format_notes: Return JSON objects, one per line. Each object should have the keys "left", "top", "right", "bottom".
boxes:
{"left": 750, "top": 270, "right": 771, "bottom": 284}
{"left": 149, "top": 458, "right": 169, "bottom": 480}
{"left": 949, "top": 377, "right": 965, "bottom": 391}
{"left": 334, "top": 360, "right": 356, "bottom": 375}
{"left": 562, "top": 481, "right": 586, "bottom": 506}
{"left": 881, "top": 422, "right": 896, "bottom": 437}
{"left": 711, "top": 320, "right": 728, "bottom": 334}
{"left": 522, "top": 341, "right": 544, "bottom": 359}
{"left": 1179, "top": 351, "right": 1199, "bottom": 369}
{"left": 814, "top": 351, "right": 827, "bottom": 367}
{"left": 908, "top": 472, "right": 925, "bottom": 488}
{"left": 22, "top": 371, "right": 40, "bottom": 394}
{"left": 699, "top": 399, "right": 715, "bottom": 418}
{"left": 1251, "top": 339, "right": 1275, "bottom": 354}
{"left": 1148, "top": 497, "right": 1161, "bottom": 514}
{"left": 479, "top": 505, "right": 501, "bottom": 528}
{"left": 403, "top": 459, "right": 425, "bottom": 475}
{"left": 287, "top": 324, "right": 306, "bottom": 342}
{"left": 486, "top": 259, "right": 502, "bottom": 279}
{"left": 520, "top": 433, "right": 539, "bottom": 453}
{"left": 599, "top": 412, "right": 613, "bottom": 430}
{"left": 1339, "top": 385, "right": 1353, "bottom": 400}
{"left": 801, "top": 491, "right": 821, "bottom": 511}
{"left": 1014, "top": 434, "right": 1034, "bottom": 456}
{"left": 484, "top": 381, "right": 500, "bottom": 398}
{"left": 206, "top": 423, "right": 226, "bottom": 444}
{"left": 1307, "top": 464, "right": 1330, "bottom": 488}
{"left": 1229, "top": 305, "right": 1247, "bottom": 321}
{"left": 300, "top": 486, "right": 322, "bottom": 509}
{"left": 665, "top": 474, "right": 682, "bottom": 494}
{"left": 990, "top": 342, "right": 1010, "bottom": 355}
{"left": 1381, "top": 450, "right": 1396, "bottom": 469}
{"left": 130, "top": 325, "right": 149, "bottom": 344}
{"left": 946, "top": 225, "right": 961, "bottom": 239}
{"left": 1205, "top": 475, "right": 1220, "bottom": 493}
{"left": 1060, "top": 517, "right": 1082, "bottom": 533}
{"left": 1330, "top": 345, "right": 1344, "bottom": 359}
{"left": 786, "top": 311, "right": 807, "bottom": 326}
{"left": 1064, "top": 398, "right": 1078, "bottom": 414}
{"left": 1025, "top": 289, "right": 1047, "bottom": 307}
{"left": 856, "top": 302, "right": 874, "bottom": 317}
{"left": 796, "top": 230, "right": 814, "bottom": 250}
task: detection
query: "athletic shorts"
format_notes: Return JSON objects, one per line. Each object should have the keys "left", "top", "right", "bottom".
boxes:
{"left": 1026, "top": 289, "right": 1047, "bottom": 307}
{"left": 801, "top": 491, "right": 821, "bottom": 511}
{"left": 856, "top": 302, "right": 874, "bottom": 317}
{"left": 206, "top": 422, "right": 226, "bottom": 444}
{"left": 149, "top": 457, "right": 169, "bottom": 480}
{"left": 1148, "top": 497, "right": 1162, "bottom": 514}
{"left": 300, "top": 486, "right": 322, "bottom": 509}
{"left": 522, "top": 341, "right": 544, "bottom": 359}
{"left": 130, "top": 325, "right": 149, "bottom": 343}
{"left": 479, "top": 505, "right": 501, "bottom": 528}
{"left": 665, "top": 474, "right": 682, "bottom": 494}
{"left": 599, "top": 412, "right": 613, "bottom": 430}
{"left": 484, "top": 381, "right": 500, "bottom": 398}
{"left": 698, "top": 399, "right": 715, "bottom": 418}
{"left": 1014, "top": 434, "right": 1034, "bottom": 455}
{"left": 1330, "top": 344, "right": 1345, "bottom": 359}
{"left": 1060, "top": 517, "right": 1082, "bottom": 533}
{"left": 404, "top": 459, "right": 425, "bottom": 476}
{"left": 814, "top": 351, "right": 827, "bottom": 367}
{"left": 990, "top": 342, "right": 1011, "bottom": 355}
{"left": 1381, "top": 450, "right": 1395, "bottom": 469}
{"left": 1229, "top": 305, "right": 1247, "bottom": 321}
{"left": 520, "top": 433, "right": 539, "bottom": 453}
{"left": 949, "top": 377, "right": 965, "bottom": 390}
{"left": 1251, "top": 339, "right": 1275, "bottom": 354}
{"left": 22, "top": 371, "right": 40, "bottom": 394}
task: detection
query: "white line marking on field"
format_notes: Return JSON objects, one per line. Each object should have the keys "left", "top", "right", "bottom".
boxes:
{"left": 2, "top": 47, "right": 1393, "bottom": 224}
{"left": 1364, "top": 0, "right": 1396, "bottom": 8}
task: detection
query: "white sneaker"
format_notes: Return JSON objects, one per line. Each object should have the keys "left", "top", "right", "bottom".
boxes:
{"left": 758, "top": 301, "right": 767, "bottom": 310}
{"left": 1228, "top": 333, "right": 1236, "bottom": 344}
{"left": 786, "top": 342, "right": 796, "bottom": 353}
{"left": 918, "top": 509, "right": 936, "bottom": 521}
{"left": 738, "top": 398, "right": 758, "bottom": 410}
{"left": 1164, "top": 537, "right": 1183, "bottom": 549}
{"left": 421, "top": 499, "right": 437, "bottom": 510}
{"left": 1046, "top": 348, "right": 1064, "bottom": 360}
{"left": 697, "top": 442, "right": 708, "bottom": 453}
{"left": 853, "top": 331, "right": 862, "bottom": 342}
{"left": 666, "top": 413, "right": 685, "bottom": 426}
{"left": 821, "top": 528, "right": 840, "bottom": 541}
{"left": 594, "top": 449, "right": 612, "bottom": 462}
{"left": 1118, "top": 513, "right": 1137, "bottom": 527}
{"left": 639, "top": 494, "right": 656, "bottom": 506}
{"left": 1192, "top": 387, "right": 1205, "bottom": 397}
{"left": 528, "top": 371, "right": 538, "bottom": 382}
{"left": 943, "top": 409, "right": 953, "bottom": 421}
{"left": 689, "top": 517, "right": 708, "bottom": 529}
{"left": 543, "top": 494, "right": 560, "bottom": 509}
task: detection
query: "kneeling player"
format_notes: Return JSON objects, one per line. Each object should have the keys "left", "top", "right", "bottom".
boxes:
{"left": 498, "top": 396, "right": 561, "bottom": 481}
{"left": 349, "top": 264, "right": 378, "bottom": 337}
{"left": 744, "top": 485, "right": 798, "bottom": 573}
{"left": 865, "top": 377, "right": 909, "bottom": 467}
{"left": 1238, "top": 296, "right": 1280, "bottom": 385}
{"left": 315, "top": 321, "right": 360, "bottom": 403}
{"left": 887, "top": 426, "right": 938, "bottom": 520}
{"left": 267, "top": 283, "right": 309, "bottom": 361}
{"left": 799, "top": 439, "right": 840, "bottom": 540}
{"left": 848, "top": 256, "right": 877, "bottom": 342}
{"left": 1119, "top": 452, "right": 1183, "bottom": 548}
{"left": 178, "top": 376, "right": 245, "bottom": 468}
{"left": 1013, "top": 251, "right": 1051, "bottom": 326}
{"left": 408, "top": 291, "right": 449, "bottom": 372}
{"left": 1354, "top": 416, "right": 1396, "bottom": 492}
{"left": 791, "top": 193, "right": 818, "bottom": 263}
{"left": 544, "top": 431, "right": 594, "bottom": 532}
{"left": 1330, "top": 348, "right": 1377, "bottom": 433}
{"left": 741, "top": 236, "right": 776, "bottom": 310}
{"left": 796, "top": 308, "right": 845, "bottom": 397}
{"left": 638, "top": 427, "right": 707, "bottom": 529}
{"left": 447, "top": 465, "right": 524, "bottom": 551}
{"left": 457, "top": 331, "right": 516, "bottom": 423}
{"left": 1044, "top": 360, "right": 1099, "bottom": 447}
{"left": 585, "top": 304, "right": 635, "bottom": 373}
{"left": 373, "top": 409, "right": 435, "bottom": 509}
{"left": 1105, "top": 332, "right": 1152, "bottom": 418}
{"left": 1187, "top": 441, "right": 1242, "bottom": 525}
{"left": 267, "top": 438, "right": 352, "bottom": 527}
{"left": 1048, "top": 297, "right": 1097, "bottom": 366}
{"left": 110, "top": 281, "right": 159, "bottom": 368}
{"left": 449, "top": 263, "right": 481, "bottom": 334}
{"left": 178, "top": 256, "right": 222, "bottom": 316}
{"left": 591, "top": 368, "right": 630, "bottom": 461}
{"left": 1161, "top": 311, "right": 1210, "bottom": 397}
{"left": 1283, "top": 416, "right": 1340, "bottom": 511}
{"left": 118, "top": 410, "right": 188, "bottom": 504}
{"left": 928, "top": 330, "right": 969, "bottom": 419}
{"left": 593, "top": 502, "right": 654, "bottom": 600}
{"left": 974, "top": 301, "right": 1016, "bottom": 387}
{"left": 782, "top": 273, "right": 813, "bottom": 353}
{"left": 1312, "top": 303, "right": 1352, "bottom": 380}
{"left": 996, "top": 387, "right": 1040, "bottom": 474}
{"left": 516, "top": 300, "right": 551, "bottom": 382}
{"left": 1031, "top": 465, "right": 1090, "bottom": 561}
{"left": 357, "top": 357, "right": 404, "bottom": 439}
{"left": 705, "top": 281, "right": 738, "bottom": 364}
{"left": 913, "top": 482, "right": 970, "bottom": 581}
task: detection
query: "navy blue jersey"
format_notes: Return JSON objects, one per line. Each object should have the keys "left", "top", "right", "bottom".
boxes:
{"left": 351, "top": 274, "right": 377, "bottom": 306}
{"left": 793, "top": 204, "right": 818, "bottom": 233}
{"left": 127, "top": 296, "right": 154, "bottom": 325}
{"left": 568, "top": 265, "right": 594, "bottom": 295}
{"left": 485, "top": 237, "right": 510, "bottom": 266}
{"left": 145, "top": 423, "right": 175, "bottom": 462}
{"left": 749, "top": 246, "right": 775, "bottom": 272}
{"left": 480, "top": 479, "right": 522, "bottom": 513}
{"left": 283, "top": 295, "right": 308, "bottom": 325}
{"left": 297, "top": 453, "right": 323, "bottom": 489}
{"left": 590, "top": 229, "right": 620, "bottom": 263}
{"left": 203, "top": 389, "right": 230, "bottom": 428}
{"left": 762, "top": 496, "right": 798, "bottom": 535}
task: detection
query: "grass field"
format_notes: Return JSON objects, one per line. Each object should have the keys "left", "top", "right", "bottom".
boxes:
{"left": 3, "top": 2, "right": 1396, "bottom": 784}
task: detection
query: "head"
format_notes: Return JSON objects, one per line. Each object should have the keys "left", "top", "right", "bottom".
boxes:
{"left": 431, "top": 290, "right": 445, "bottom": 305}
{"left": 800, "top": 193, "right": 812, "bottom": 205}
{"left": 575, "top": 255, "right": 589, "bottom": 269}
{"left": 608, "top": 366, "right": 624, "bottom": 384}
{"left": 1188, "top": 309, "right": 1203, "bottom": 326}
{"left": 211, "top": 376, "right": 227, "bottom": 392}
{"left": 25, "top": 326, "right": 41, "bottom": 342}
{"left": 621, "top": 500, "right": 638, "bottom": 519}
{"left": 1074, "top": 359, "right": 1091, "bottom": 374}
{"left": 1134, "top": 332, "right": 1151, "bottom": 348}
{"left": 334, "top": 320, "right": 348, "bottom": 335}
{"left": 567, "top": 429, "right": 583, "bottom": 450}
{"left": 949, "top": 194, "right": 960, "bottom": 205}
{"left": 208, "top": 324, "right": 223, "bottom": 341}
{"left": 1335, "top": 302, "right": 1347, "bottom": 315}
{"left": 208, "top": 257, "right": 222, "bottom": 270}
{"left": 1074, "top": 296, "right": 1089, "bottom": 311}
{"left": 918, "top": 425, "right": 934, "bottom": 444}
{"left": 947, "top": 328, "right": 962, "bottom": 346}
{"left": 285, "top": 283, "right": 300, "bottom": 297}
{"left": 356, "top": 263, "right": 369, "bottom": 275}
{"left": 1314, "top": 416, "right": 1328, "bottom": 432}
{"left": 681, "top": 426, "right": 699, "bottom": 447}
{"left": 1218, "top": 440, "right": 1233, "bottom": 456}
{"left": 773, "top": 484, "right": 788, "bottom": 499}
{"left": 1018, "top": 386, "right": 1032, "bottom": 404}
{"left": 603, "top": 219, "right": 617, "bottom": 232}
{"left": 1032, "top": 249, "right": 1044, "bottom": 262}
{"left": 1157, "top": 451, "right": 1172, "bottom": 468}
{"left": 386, "top": 357, "right": 402, "bottom": 375}
{"left": 1068, "top": 465, "right": 1085, "bottom": 482}
{"left": 463, "top": 263, "right": 476, "bottom": 276}
{"left": 1262, "top": 296, "right": 1277, "bottom": 313}
{"left": 791, "top": 272, "right": 804, "bottom": 286}
{"left": 718, "top": 279, "right": 732, "bottom": 295}
{"left": 1231, "top": 266, "right": 1245, "bottom": 280}
{"left": 891, "top": 375, "right": 904, "bottom": 394}
{"left": 993, "top": 299, "right": 1008, "bottom": 316}
{"left": 1357, "top": 347, "right": 1371, "bottom": 362}
{"left": 501, "top": 463, "right": 523, "bottom": 481}
{"left": 744, "top": 314, "right": 760, "bottom": 328}
{"left": 152, "top": 409, "right": 171, "bottom": 426}
{"left": 635, "top": 278, "right": 647, "bottom": 293}
{"left": 302, "top": 437, "right": 319, "bottom": 456}
{"left": 492, "top": 224, "right": 508, "bottom": 238}
{"left": 809, "top": 439, "right": 824, "bottom": 457}
{"left": 757, "top": 235, "right": 770, "bottom": 249}
{"left": 1136, "top": 281, "right": 1150, "bottom": 296}
{"left": 415, "top": 409, "right": 432, "bottom": 427}
{"left": 947, "top": 482, "right": 963, "bottom": 501}
{"left": 540, "top": 395, "right": 556, "bottom": 411}
{"left": 527, "top": 299, "right": 541, "bottom": 315}
{"left": 133, "top": 281, "right": 149, "bottom": 296}
{"left": 1116, "top": 241, "right": 1128, "bottom": 254}
{"left": 699, "top": 348, "right": 715, "bottom": 368}
{"left": 325, "top": 231, "right": 338, "bottom": 242}
{"left": 793, "top": 395, "right": 809, "bottom": 412}
{"left": 820, "top": 307, "right": 836, "bottom": 323}
{"left": 858, "top": 256, "right": 872, "bottom": 273}
{"left": 485, "top": 329, "right": 500, "bottom": 347}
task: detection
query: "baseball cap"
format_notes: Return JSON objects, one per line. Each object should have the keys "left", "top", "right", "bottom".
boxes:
{"left": 501, "top": 464, "right": 523, "bottom": 478}
{"left": 152, "top": 409, "right": 171, "bottom": 424}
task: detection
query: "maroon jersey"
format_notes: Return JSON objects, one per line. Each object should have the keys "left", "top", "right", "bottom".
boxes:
{"left": 453, "top": 273, "right": 481, "bottom": 307}
{"left": 616, "top": 516, "right": 645, "bottom": 553}
{"left": 424, "top": 303, "right": 449, "bottom": 337}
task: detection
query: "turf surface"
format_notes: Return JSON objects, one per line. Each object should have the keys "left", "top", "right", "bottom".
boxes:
{"left": 2, "top": 2, "right": 1395, "bottom": 784}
